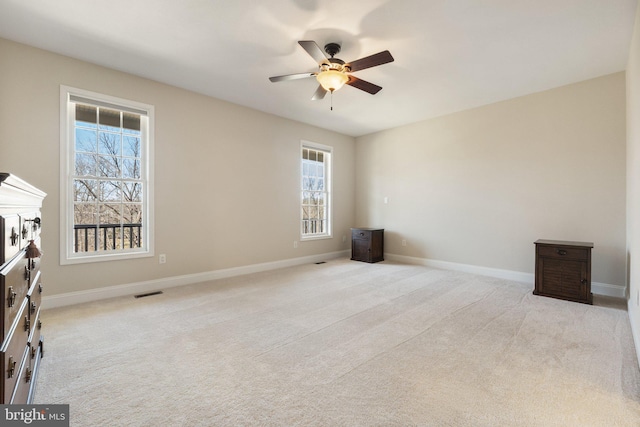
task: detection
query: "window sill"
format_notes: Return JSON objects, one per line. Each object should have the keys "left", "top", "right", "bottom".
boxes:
{"left": 60, "top": 249, "right": 153, "bottom": 265}
{"left": 300, "top": 234, "right": 333, "bottom": 242}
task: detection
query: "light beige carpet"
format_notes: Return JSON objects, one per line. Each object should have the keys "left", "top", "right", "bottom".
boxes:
{"left": 34, "top": 259, "right": 640, "bottom": 426}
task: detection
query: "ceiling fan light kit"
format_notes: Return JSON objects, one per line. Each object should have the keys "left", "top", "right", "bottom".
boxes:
{"left": 317, "top": 69, "right": 349, "bottom": 92}
{"left": 269, "top": 40, "right": 394, "bottom": 109}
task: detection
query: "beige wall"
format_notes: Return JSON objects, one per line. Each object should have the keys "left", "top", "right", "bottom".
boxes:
{"left": 0, "top": 35, "right": 630, "bottom": 305}
{"left": 356, "top": 73, "right": 627, "bottom": 287}
{"left": 627, "top": 3, "right": 640, "bottom": 362}
{"left": 0, "top": 38, "right": 356, "bottom": 296}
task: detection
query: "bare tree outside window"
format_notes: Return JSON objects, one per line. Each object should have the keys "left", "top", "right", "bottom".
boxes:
{"left": 73, "top": 104, "right": 144, "bottom": 252}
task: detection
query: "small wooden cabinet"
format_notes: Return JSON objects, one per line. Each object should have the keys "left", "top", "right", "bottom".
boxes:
{"left": 0, "top": 174, "right": 46, "bottom": 403}
{"left": 534, "top": 239, "right": 593, "bottom": 304}
{"left": 351, "top": 228, "right": 384, "bottom": 263}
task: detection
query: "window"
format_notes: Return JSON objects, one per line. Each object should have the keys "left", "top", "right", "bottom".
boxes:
{"left": 60, "top": 86, "right": 154, "bottom": 264}
{"left": 301, "top": 141, "right": 332, "bottom": 239}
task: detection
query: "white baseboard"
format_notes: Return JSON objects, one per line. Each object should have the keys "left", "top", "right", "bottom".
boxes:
{"left": 43, "top": 250, "right": 626, "bottom": 309}
{"left": 384, "top": 253, "right": 626, "bottom": 298}
{"left": 42, "top": 250, "right": 350, "bottom": 309}
{"left": 629, "top": 301, "right": 640, "bottom": 369}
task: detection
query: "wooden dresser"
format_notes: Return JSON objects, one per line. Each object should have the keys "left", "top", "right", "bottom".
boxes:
{"left": 0, "top": 174, "right": 46, "bottom": 403}
{"left": 534, "top": 239, "right": 593, "bottom": 304}
{"left": 351, "top": 228, "right": 384, "bottom": 263}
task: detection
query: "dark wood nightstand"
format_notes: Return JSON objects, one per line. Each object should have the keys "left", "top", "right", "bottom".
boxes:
{"left": 351, "top": 228, "right": 384, "bottom": 263}
{"left": 534, "top": 239, "right": 593, "bottom": 304}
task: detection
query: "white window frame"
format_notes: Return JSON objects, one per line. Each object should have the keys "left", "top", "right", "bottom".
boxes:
{"left": 300, "top": 140, "right": 332, "bottom": 240}
{"left": 59, "top": 86, "right": 154, "bottom": 265}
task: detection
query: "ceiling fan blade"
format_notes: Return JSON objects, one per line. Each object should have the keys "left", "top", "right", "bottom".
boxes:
{"left": 346, "top": 50, "right": 394, "bottom": 72}
{"left": 298, "top": 40, "right": 328, "bottom": 64}
{"left": 269, "top": 72, "right": 316, "bottom": 82}
{"left": 311, "top": 85, "right": 327, "bottom": 100}
{"left": 346, "top": 76, "right": 383, "bottom": 95}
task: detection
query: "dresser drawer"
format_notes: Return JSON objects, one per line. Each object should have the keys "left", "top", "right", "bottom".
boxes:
{"left": 27, "top": 256, "right": 40, "bottom": 286}
{"left": 0, "top": 300, "right": 29, "bottom": 403}
{"left": 28, "top": 308, "right": 41, "bottom": 351}
{"left": 9, "top": 346, "right": 31, "bottom": 404}
{"left": 1, "top": 252, "right": 29, "bottom": 341}
{"left": 19, "top": 212, "right": 41, "bottom": 245}
{"left": 1, "top": 215, "right": 21, "bottom": 265}
{"left": 28, "top": 271, "right": 43, "bottom": 325}
{"left": 537, "top": 245, "right": 589, "bottom": 261}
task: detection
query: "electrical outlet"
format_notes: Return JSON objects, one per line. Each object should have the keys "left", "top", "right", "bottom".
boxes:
{"left": 402, "top": 239, "right": 407, "bottom": 247}
{"left": 342, "top": 235, "right": 346, "bottom": 243}
{"left": 159, "top": 254, "right": 166, "bottom": 264}
{"left": 293, "top": 241, "right": 298, "bottom": 249}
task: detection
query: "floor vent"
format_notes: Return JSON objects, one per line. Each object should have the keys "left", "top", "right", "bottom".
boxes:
{"left": 315, "top": 261, "right": 326, "bottom": 265}
{"left": 134, "top": 291, "right": 163, "bottom": 298}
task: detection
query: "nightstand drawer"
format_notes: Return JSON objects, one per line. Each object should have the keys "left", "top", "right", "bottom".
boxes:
{"left": 352, "top": 229, "right": 371, "bottom": 241}
{"left": 537, "top": 245, "right": 589, "bottom": 261}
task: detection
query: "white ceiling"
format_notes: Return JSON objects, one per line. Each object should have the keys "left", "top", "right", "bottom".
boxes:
{"left": 0, "top": 0, "right": 637, "bottom": 137}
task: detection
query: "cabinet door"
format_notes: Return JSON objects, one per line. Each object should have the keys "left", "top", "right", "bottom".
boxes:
{"left": 538, "top": 257, "right": 588, "bottom": 302}
{"left": 352, "top": 238, "right": 371, "bottom": 262}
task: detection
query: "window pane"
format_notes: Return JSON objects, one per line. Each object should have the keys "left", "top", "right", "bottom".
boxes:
{"left": 76, "top": 104, "right": 97, "bottom": 126}
{"left": 123, "top": 136, "right": 141, "bottom": 157}
{"left": 122, "top": 112, "right": 140, "bottom": 132}
{"left": 99, "top": 108, "right": 121, "bottom": 130}
{"left": 122, "top": 159, "right": 141, "bottom": 179}
{"left": 99, "top": 203, "right": 121, "bottom": 225}
{"left": 123, "top": 203, "right": 142, "bottom": 224}
{"left": 99, "top": 132, "right": 121, "bottom": 156}
{"left": 74, "top": 203, "right": 97, "bottom": 225}
{"left": 75, "top": 154, "right": 97, "bottom": 177}
{"left": 100, "top": 180, "right": 121, "bottom": 202}
{"left": 74, "top": 179, "right": 98, "bottom": 202}
{"left": 123, "top": 182, "right": 142, "bottom": 202}
{"left": 98, "top": 155, "right": 120, "bottom": 178}
{"left": 76, "top": 128, "right": 97, "bottom": 152}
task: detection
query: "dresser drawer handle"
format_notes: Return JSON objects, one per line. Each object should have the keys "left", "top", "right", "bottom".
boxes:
{"left": 10, "top": 227, "right": 18, "bottom": 246}
{"left": 7, "top": 286, "right": 16, "bottom": 308}
{"left": 7, "top": 356, "right": 16, "bottom": 378}
{"left": 556, "top": 249, "right": 567, "bottom": 256}
{"left": 24, "top": 316, "right": 30, "bottom": 332}
{"left": 30, "top": 301, "right": 37, "bottom": 315}
{"left": 359, "top": 233, "right": 365, "bottom": 237}
{"left": 581, "top": 279, "right": 588, "bottom": 285}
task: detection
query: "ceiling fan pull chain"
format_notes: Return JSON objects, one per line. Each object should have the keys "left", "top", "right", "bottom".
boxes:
{"left": 331, "top": 91, "right": 333, "bottom": 111}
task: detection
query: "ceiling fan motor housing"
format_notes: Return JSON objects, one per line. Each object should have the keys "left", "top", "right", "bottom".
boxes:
{"left": 324, "top": 43, "right": 341, "bottom": 57}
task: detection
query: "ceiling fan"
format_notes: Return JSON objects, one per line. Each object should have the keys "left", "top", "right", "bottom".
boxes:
{"left": 269, "top": 41, "right": 394, "bottom": 106}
